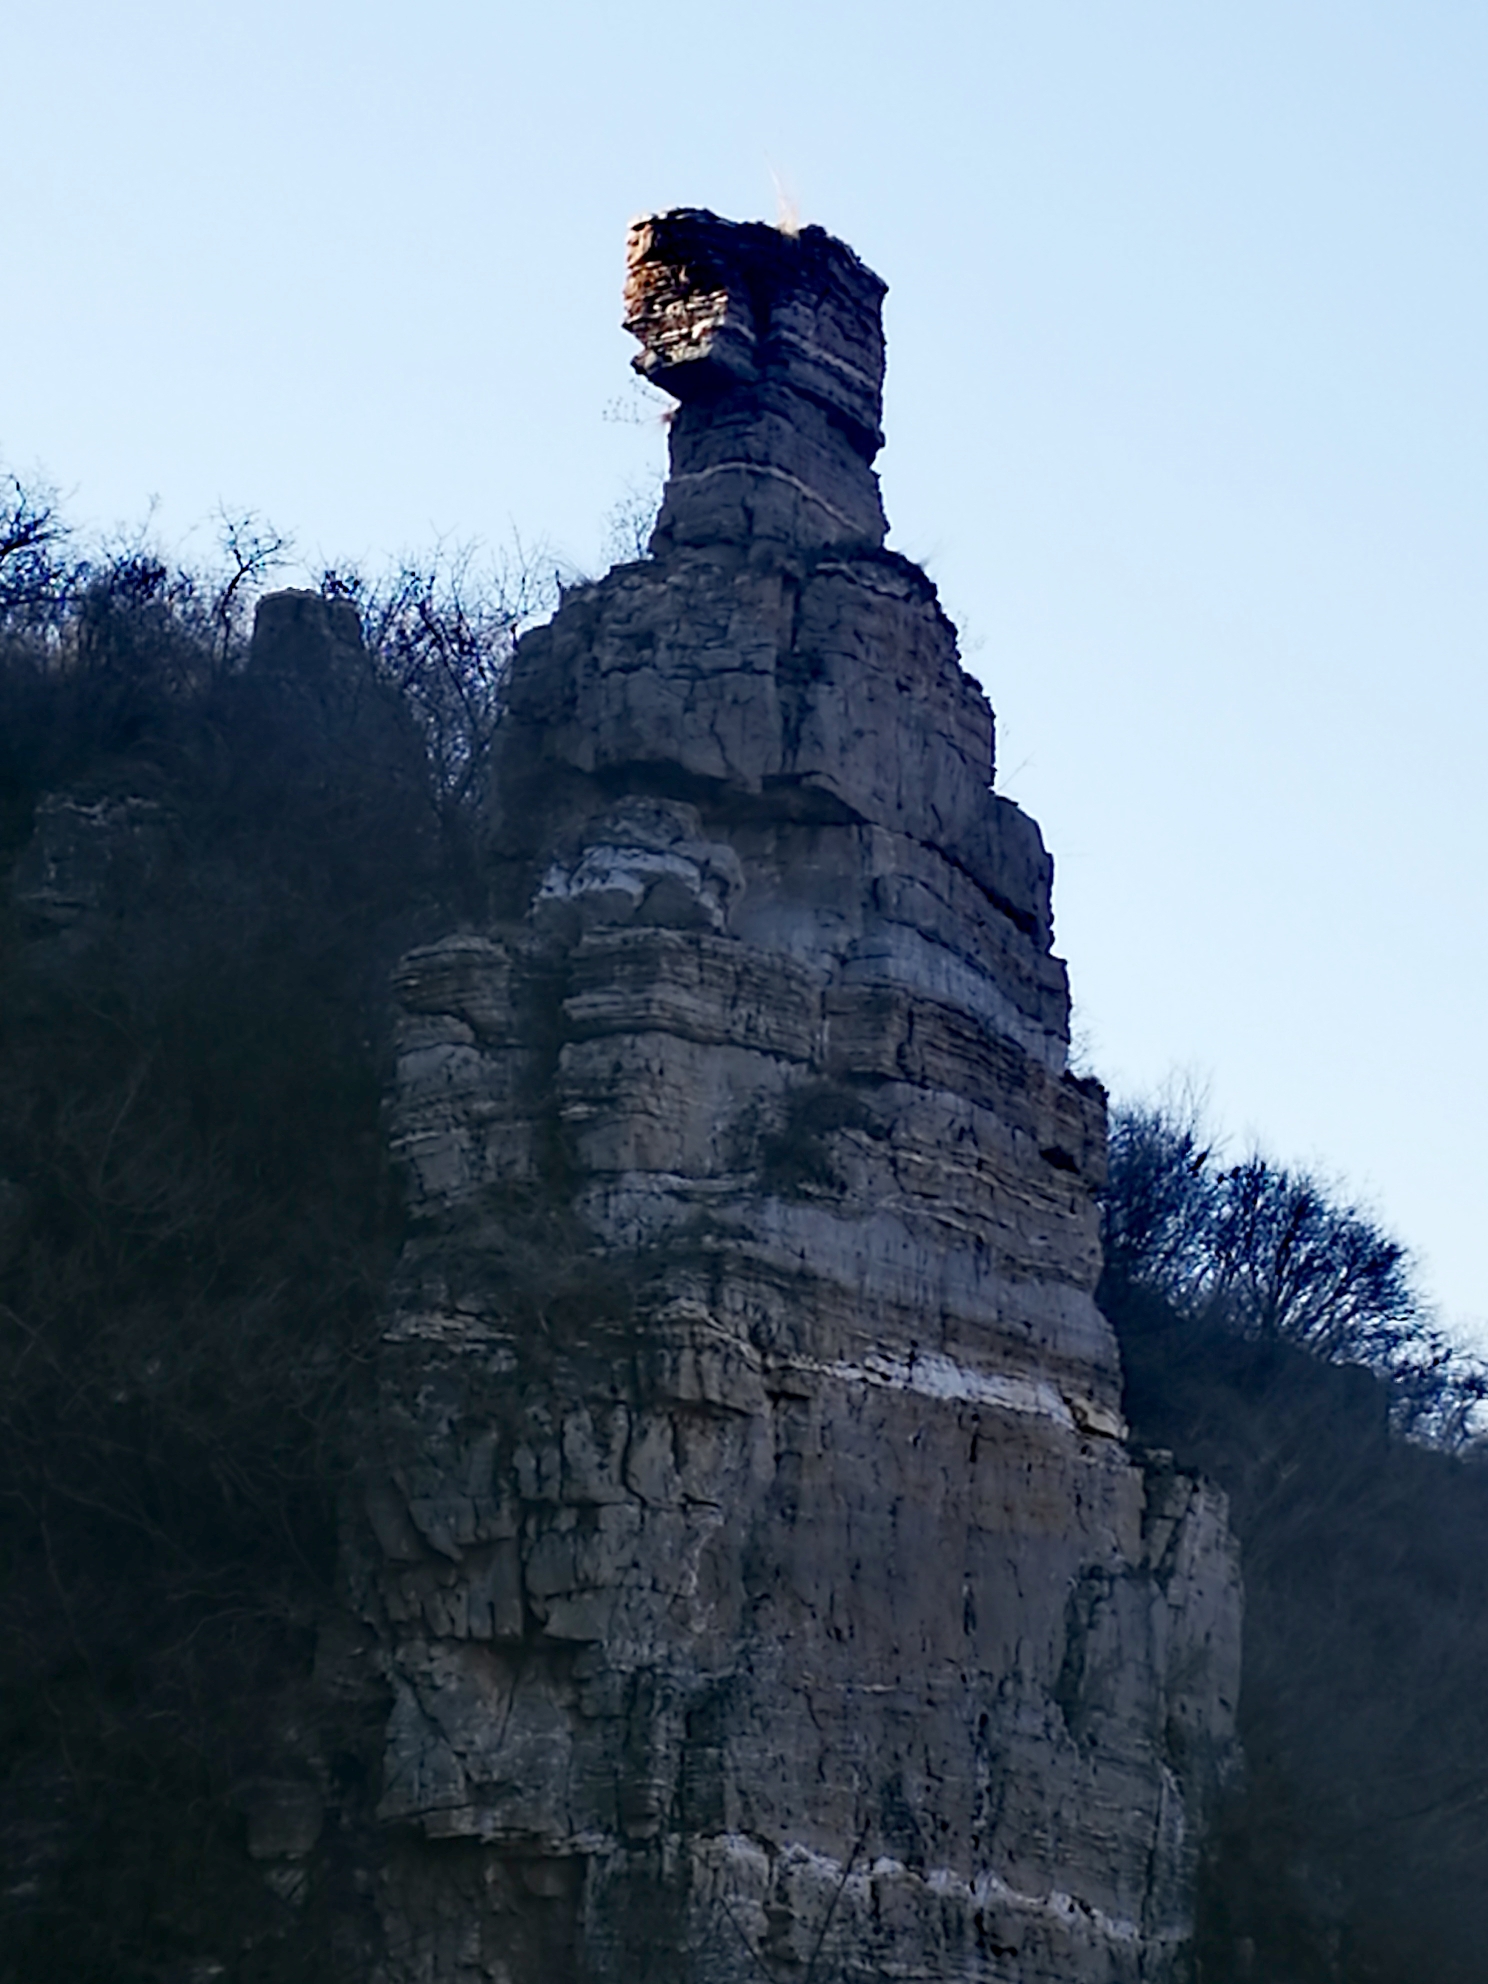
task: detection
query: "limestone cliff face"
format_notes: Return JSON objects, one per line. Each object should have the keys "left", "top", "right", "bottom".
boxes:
{"left": 351, "top": 212, "right": 1241, "bottom": 1983}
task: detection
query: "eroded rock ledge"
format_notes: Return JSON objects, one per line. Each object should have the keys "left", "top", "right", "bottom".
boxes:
{"left": 336, "top": 209, "right": 1241, "bottom": 1983}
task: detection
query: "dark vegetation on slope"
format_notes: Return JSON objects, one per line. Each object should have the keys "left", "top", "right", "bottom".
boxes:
{"left": 1099, "top": 1101, "right": 1488, "bottom": 1984}
{"left": 0, "top": 476, "right": 529, "bottom": 1982}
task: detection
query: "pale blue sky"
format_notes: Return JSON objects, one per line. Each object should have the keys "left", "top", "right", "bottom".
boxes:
{"left": 7, "top": 2, "right": 1487, "bottom": 1337}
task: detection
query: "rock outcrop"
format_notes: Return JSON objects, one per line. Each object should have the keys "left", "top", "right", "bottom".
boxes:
{"left": 348, "top": 211, "right": 1241, "bottom": 1983}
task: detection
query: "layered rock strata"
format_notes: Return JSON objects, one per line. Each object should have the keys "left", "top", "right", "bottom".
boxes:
{"left": 350, "top": 210, "right": 1240, "bottom": 1983}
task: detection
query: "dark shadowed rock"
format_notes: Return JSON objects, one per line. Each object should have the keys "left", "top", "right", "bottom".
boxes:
{"left": 249, "top": 588, "right": 366, "bottom": 679}
{"left": 11, "top": 790, "right": 172, "bottom": 935}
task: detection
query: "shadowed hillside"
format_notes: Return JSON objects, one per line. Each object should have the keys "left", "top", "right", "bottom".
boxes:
{"left": 0, "top": 487, "right": 521, "bottom": 1983}
{"left": 1099, "top": 1104, "right": 1488, "bottom": 1984}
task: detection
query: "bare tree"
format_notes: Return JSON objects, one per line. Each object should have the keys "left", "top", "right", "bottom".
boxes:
{"left": 1206, "top": 1155, "right": 1415, "bottom": 1356}
{"left": 211, "top": 507, "right": 291, "bottom": 665}
{"left": 1103, "top": 1090, "right": 1218, "bottom": 1292}
{"left": 0, "top": 469, "right": 70, "bottom": 623}
{"left": 1102, "top": 1094, "right": 1486, "bottom": 1446}
{"left": 325, "top": 540, "right": 560, "bottom": 804}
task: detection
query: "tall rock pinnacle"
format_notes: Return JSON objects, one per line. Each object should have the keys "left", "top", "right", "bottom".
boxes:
{"left": 344, "top": 211, "right": 1241, "bottom": 1983}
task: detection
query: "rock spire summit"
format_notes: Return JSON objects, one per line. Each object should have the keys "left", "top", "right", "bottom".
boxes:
{"left": 624, "top": 209, "right": 889, "bottom": 552}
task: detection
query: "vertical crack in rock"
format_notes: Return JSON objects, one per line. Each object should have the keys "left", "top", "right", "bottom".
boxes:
{"left": 346, "top": 208, "right": 1242, "bottom": 1982}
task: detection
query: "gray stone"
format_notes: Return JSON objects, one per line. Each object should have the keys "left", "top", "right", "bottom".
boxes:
{"left": 345, "top": 209, "right": 1241, "bottom": 1983}
{"left": 11, "top": 792, "right": 172, "bottom": 934}
{"left": 248, "top": 587, "right": 364, "bottom": 680}
{"left": 623, "top": 211, "right": 888, "bottom": 555}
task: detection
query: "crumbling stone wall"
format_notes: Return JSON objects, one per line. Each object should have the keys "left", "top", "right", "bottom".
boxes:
{"left": 346, "top": 211, "right": 1241, "bottom": 1983}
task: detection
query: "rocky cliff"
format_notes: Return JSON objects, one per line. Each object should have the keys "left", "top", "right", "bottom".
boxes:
{"left": 339, "top": 211, "right": 1241, "bottom": 1983}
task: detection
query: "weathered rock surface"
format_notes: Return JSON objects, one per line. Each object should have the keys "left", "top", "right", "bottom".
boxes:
{"left": 12, "top": 790, "right": 172, "bottom": 936}
{"left": 349, "top": 210, "right": 1240, "bottom": 1982}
